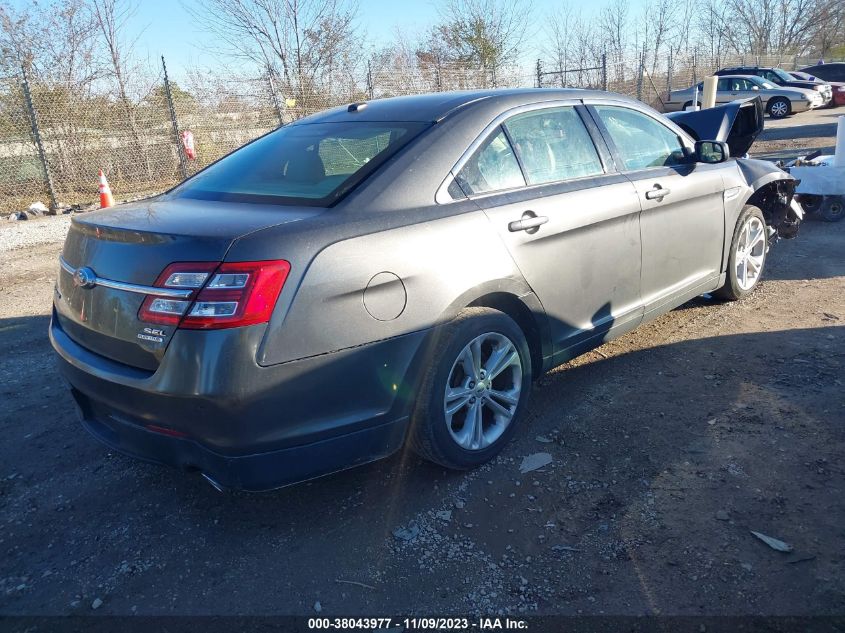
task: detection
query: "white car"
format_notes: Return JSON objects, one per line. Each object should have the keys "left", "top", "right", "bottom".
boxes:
{"left": 665, "top": 75, "right": 824, "bottom": 118}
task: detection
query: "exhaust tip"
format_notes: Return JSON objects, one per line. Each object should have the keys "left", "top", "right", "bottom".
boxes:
{"left": 201, "top": 472, "right": 228, "bottom": 493}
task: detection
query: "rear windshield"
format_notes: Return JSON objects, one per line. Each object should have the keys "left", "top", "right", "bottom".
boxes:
{"left": 171, "top": 121, "right": 428, "bottom": 206}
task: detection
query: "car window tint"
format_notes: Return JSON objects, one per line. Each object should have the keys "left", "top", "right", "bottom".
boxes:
{"left": 503, "top": 107, "right": 603, "bottom": 185}
{"left": 172, "top": 121, "right": 427, "bottom": 206}
{"left": 593, "top": 106, "right": 686, "bottom": 171}
{"left": 455, "top": 128, "right": 525, "bottom": 195}
{"left": 717, "top": 78, "right": 730, "bottom": 91}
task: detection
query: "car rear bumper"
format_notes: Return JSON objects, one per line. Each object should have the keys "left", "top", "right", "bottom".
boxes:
{"left": 50, "top": 312, "right": 427, "bottom": 491}
{"left": 70, "top": 386, "right": 408, "bottom": 491}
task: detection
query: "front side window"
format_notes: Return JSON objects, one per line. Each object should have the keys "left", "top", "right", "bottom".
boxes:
{"left": 503, "top": 107, "right": 603, "bottom": 184}
{"left": 172, "top": 121, "right": 427, "bottom": 206}
{"left": 593, "top": 106, "right": 687, "bottom": 171}
{"left": 455, "top": 128, "right": 525, "bottom": 195}
{"left": 717, "top": 78, "right": 731, "bottom": 91}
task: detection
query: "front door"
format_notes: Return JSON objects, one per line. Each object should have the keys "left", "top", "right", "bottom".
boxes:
{"left": 587, "top": 104, "right": 726, "bottom": 318}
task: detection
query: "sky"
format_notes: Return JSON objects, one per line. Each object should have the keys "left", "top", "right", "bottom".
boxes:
{"left": 131, "top": 0, "right": 442, "bottom": 80}
{"left": 10, "top": 0, "right": 625, "bottom": 81}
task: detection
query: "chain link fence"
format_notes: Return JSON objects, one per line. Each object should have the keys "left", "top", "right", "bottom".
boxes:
{"left": 1, "top": 52, "right": 842, "bottom": 213}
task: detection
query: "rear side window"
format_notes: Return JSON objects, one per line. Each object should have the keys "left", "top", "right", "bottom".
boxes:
{"left": 455, "top": 128, "right": 525, "bottom": 195}
{"left": 172, "top": 121, "right": 427, "bottom": 206}
{"left": 717, "top": 78, "right": 731, "bottom": 91}
{"left": 503, "top": 107, "right": 603, "bottom": 184}
{"left": 593, "top": 106, "right": 687, "bottom": 171}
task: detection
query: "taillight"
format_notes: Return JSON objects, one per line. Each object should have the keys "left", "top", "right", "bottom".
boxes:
{"left": 138, "top": 262, "right": 218, "bottom": 325}
{"left": 138, "top": 260, "right": 290, "bottom": 330}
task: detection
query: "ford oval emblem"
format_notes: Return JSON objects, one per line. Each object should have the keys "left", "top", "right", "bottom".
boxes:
{"left": 73, "top": 267, "right": 97, "bottom": 289}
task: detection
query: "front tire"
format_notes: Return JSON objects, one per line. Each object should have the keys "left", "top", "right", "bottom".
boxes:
{"left": 767, "top": 97, "right": 791, "bottom": 118}
{"left": 714, "top": 205, "right": 768, "bottom": 301}
{"left": 409, "top": 307, "right": 532, "bottom": 470}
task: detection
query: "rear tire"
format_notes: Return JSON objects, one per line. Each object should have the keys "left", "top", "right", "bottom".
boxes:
{"left": 767, "top": 97, "right": 791, "bottom": 118}
{"left": 409, "top": 307, "right": 532, "bottom": 470}
{"left": 821, "top": 196, "right": 845, "bottom": 222}
{"left": 714, "top": 205, "right": 768, "bottom": 301}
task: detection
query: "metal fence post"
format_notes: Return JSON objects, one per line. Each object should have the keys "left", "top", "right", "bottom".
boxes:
{"left": 161, "top": 56, "right": 188, "bottom": 181}
{"left": 20, "top": 67, "right": 58, "bottom": 211}
{"left": 601, "top": 54, "right": 608, "bottom": 91}
{"left": 692, "top": 52, "right": 697, "bottom": 86}
{"left": 366, "top": 60, "right": 374, "bottom": 100}
{"left": 266, "top": 67, "right": 284, "bottom": 126}
{"left": 536, "top": 59, "right": 543, "bottom": 88}
{"left": 667, "top": 51, "right": 673, "bottom": 96}
{"left": 636, "top": 51, "right": 645, "bottom": 101}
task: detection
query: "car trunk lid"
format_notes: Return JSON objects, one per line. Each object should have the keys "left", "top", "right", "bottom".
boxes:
{"left": 55, "top": 197, "right": 321, "bottom": 370}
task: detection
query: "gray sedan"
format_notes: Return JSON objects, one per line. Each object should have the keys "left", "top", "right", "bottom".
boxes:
{"left": 50, "top": 89, "right": 801, "bottom": 490}
{"left": 665, "top": 75, "right": 824, "bottom": 117}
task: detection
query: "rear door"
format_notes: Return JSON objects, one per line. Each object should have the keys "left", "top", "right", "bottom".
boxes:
{"left": 586, "top": 103, "right": 725, "bottom": 319}
{"left": 716, "top": 78, "right": 734, "bottom": 103}
{"left": 453, "top": 102, "right": 643, "bottom": 361}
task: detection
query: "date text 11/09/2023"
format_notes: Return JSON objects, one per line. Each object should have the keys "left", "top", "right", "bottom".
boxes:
{"left": 307, "top": 617, "right": 529, "bottom": 630}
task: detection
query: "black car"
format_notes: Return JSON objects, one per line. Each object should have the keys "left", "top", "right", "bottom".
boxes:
{"left": 715, "top": 66, "right": 833, "bottom": 106}
{"left": 800, "top": 62, "right": 845, "bottom": 82}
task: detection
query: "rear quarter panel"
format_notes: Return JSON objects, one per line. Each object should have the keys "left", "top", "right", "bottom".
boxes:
{"left": 230, "top": 207, "right": 532, "bottom": 366}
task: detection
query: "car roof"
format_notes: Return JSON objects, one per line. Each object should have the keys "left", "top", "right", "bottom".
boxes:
{"left": 716, "top": 75, "right": 765, "bottom": 80}
{"left": 290, "top": 88, "right": 631, "bottom": 124}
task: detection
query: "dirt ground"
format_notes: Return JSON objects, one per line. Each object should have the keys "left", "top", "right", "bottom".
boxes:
{"left": 753, "top": 107, "right": 841, "bottom": 161}
{"left": 1, "top": 118, "right": 844, "bottom": 620}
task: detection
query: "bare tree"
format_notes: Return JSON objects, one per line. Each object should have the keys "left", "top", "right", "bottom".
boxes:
{"left": 718, "top": 0, "right": 826, "bottom": 55}
{"left": 597, "top": 0, "right": 629, "bottom": 81}
{"left": 185, "top": 0, "right": 360, "bottom": 108}
{"left": 434, "top": 0, "right": 531, "bottom": 74}
{"left": 88, "top": 0, "right": 152, "bottom": 177}
{"left": 1, "top": 0, "right": 99, "bottom": 88}
{"left": 811, "top": 0, "right": 845, "bottom": 57}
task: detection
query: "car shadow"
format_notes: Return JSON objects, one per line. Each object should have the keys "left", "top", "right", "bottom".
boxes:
{"left": 758, "top": 121, "right": 839, "bottom": 141}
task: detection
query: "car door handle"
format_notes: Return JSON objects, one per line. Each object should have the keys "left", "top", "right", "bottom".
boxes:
{"left": 645, "top": 186, "right": 671, "bottom": 201}
{"left": 508, "top": 213, "right": 549, "bottom": 233}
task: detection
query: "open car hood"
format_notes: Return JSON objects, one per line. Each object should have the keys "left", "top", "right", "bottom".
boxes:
{"left": 666, "top": 97, "right": 764, "bottom": 158}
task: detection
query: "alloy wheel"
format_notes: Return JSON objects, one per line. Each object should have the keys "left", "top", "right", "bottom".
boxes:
{"left": 443, "top": 332, "right": 523, "bottom": 451}
{"left": 770, "top": 100, "right": 789, "bottom": 117}
{"left": 735, "top": 216, "right": 766, "bottom": 290}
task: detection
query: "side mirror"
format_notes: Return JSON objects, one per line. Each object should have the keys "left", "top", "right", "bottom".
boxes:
{"left": 751, "top": 85, "right": 760, "bottom": 90}
{"left": 695, "top": 140, "right": 730, "bottom": 164}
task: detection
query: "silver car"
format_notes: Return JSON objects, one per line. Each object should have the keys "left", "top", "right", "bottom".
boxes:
{"left": 50, "top": 89, "right": 802, "bottom": 491}
{"left": 665, "top": 75, "right": 824, "bottom": 117}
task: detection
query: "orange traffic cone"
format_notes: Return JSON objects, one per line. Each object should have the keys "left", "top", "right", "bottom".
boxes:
{"left": 98, "top": 169, "right": 114, "bottom": 208}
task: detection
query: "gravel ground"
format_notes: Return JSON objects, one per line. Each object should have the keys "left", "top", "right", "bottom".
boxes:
{"left": 0, "top": 113, "right": 842, "bottom": 620}
{"left": 1, "top": 213, "right": 842, "bottom": 619}
{"left": 0, "top": 215, "right": 73, "bottom": 254}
